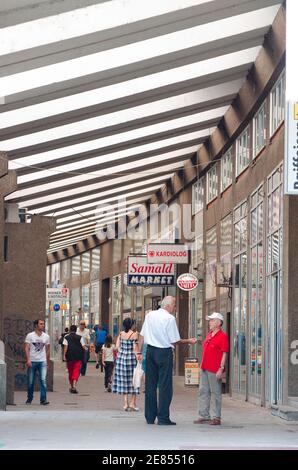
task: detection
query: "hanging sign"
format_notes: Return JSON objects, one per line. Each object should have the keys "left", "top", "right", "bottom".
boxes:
{"left": 127, "top": 256, "right": 175, "bottom": 286}
{"left": 177, "top": 273, "right": 198, "bottom": 291}
{"left": 147, "top": 243, "right": 188, "bottom": 264}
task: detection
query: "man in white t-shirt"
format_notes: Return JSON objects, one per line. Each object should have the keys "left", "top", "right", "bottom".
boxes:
{"left": 138, "top": 296, "right": 197, "bottom": 425}
{"left": 24, "top": 319, "right": 50, "bottom": 405}
{"left": 76, "top": 321, "right": 90, "bottom": 376}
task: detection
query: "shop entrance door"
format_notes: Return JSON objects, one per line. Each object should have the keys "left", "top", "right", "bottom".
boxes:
{"left": 268, "top": 274, "right": 282, "bottom": 404}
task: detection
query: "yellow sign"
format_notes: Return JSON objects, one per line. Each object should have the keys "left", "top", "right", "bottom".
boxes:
{"left": 294, "top": 102, "right": 298, "bottom": 120}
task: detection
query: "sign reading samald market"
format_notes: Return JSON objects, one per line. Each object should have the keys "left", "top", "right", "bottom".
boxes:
{"left": 177, "top": 273, "right": 198, "bottom": 291}
{"left": 127, "top": 256, "right": 175, "bottom": 286}
{"left": 147, "top": 243, "right": 188, "bottom": 264}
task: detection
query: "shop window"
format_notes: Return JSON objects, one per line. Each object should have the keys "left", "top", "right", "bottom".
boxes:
{"left": 61, "top": 259, "right": 71, "bottom": 280}
{"left": 221, "top": 149, "right": 232, "bottom": 192}
{"left": 82, "top": 252, "right": 90, "bottom": 273}
{"left": 91, "top": 247, "right": 100, "bottom": 279}
{"left": 206, "top": 165, "right": 218, "bottom": 204}
{"left": 249, "top": 187, "right": 264, "bottom": 397}
{"left": 206, "top": 226, "right": 217, "bottom": 300}
{"left": 71, "top": 256, "right": 81, "bottom": 277}
{"left": 123, "top": 274, "right": 132, "bottom": 312}
{"left": 232, "top": 201, "right": 248, "bottom": 394}
{"left": 270, "top": 72, "right": 285, "bottom": 136}
{"left": 253, "top": 104, "right": 266, "bottom": 158}
{"left": 90, "top": 280, "right": 100, "bottom": 325}
{"left": 236, "top": 127, "right": 250, "bottom": 176}
{"left": 51, "top": 262, "right": 61, "bottom": 287}
{"left": 192, "top": 179, "right": 204, "bottom": 214}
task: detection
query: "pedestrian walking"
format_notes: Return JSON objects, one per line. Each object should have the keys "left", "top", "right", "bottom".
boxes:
{"left": 112, "top": 318, "right": 140, "bottom": 411}
{"left": 63, "top": 325, "right": 85, "bottom": 394}
{"left": 193, "top": 312, "right": 229, "bottom": 426}
{"left": 102, "top": 334, "right": 116, "bottom": 392}
{"left": 76, "top": 321, "right": 90, "bottom": 376}
{"left": 138, "top": 296, "right": 197, "bottom": 425}
{"left": 94, "top": 324, "right": 107, "bottom": 371}
{"left": 58, "top": 327, "right": 69, "bottom": 361}
{"left": 24, "top": 319, "right": 50, "bottom": 405}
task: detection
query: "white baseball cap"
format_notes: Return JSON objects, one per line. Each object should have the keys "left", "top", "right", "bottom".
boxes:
{"left": 206, "top": 312, "right": 224, "bottom": 322}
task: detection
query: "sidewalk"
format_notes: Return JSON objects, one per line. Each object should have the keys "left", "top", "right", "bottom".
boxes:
{"left": 0, "top": 361, "right": 298, "bottom": 450}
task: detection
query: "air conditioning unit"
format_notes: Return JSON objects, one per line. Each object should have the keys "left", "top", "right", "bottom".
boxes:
{"left": 4, "top": 203, "right": 19, "bottom": 223}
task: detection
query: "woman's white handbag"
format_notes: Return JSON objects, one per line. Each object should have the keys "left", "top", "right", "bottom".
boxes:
{"left": 132, "top": 362, "right": 144, "bottom": 389}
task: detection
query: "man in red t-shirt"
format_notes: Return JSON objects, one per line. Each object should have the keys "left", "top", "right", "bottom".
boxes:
{"left": 194, "top": 312, "right": 229, "bottom": 426}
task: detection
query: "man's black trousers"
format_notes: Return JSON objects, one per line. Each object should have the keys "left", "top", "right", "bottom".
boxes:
{"left": 145, "top": 345, "right": 173, "bottom": 424}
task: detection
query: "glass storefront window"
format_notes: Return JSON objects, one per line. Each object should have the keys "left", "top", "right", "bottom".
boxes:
{"left": 51, "top": 262, "right": 60, "bottom": 287}
{"left": 249, "top": 186, "right": 264, "bottom": 397}
{"left": 61, "top": 259, "right": 71, "bottom": 281}
{"left": 112, "top": 274, "right": 121, "bottom": 339}
{"left": 46, "top": 266, "right": 50, "bottom": 287}
{"left": 207, "top": 165, "right": 218, "bottom": 203}
{"left": 266, "top": 163, "right": 283, "bottom": 403}
{"left": 192, "top": 179, "right": 204, "bottom": 214}
{"left": 236, "top": 126, "right": 250, "bottom": 176}
{"left": 82, "top": 284, "right": 90, "bottom": 324}
{"left": 82, "top": 252, "right": 90, "bottom": 273}
{"left": 253, "top": 104, "right": 266, "bottom": 158}
{"left": 270, "top": 72, "right": 285, "bottom": 136}
{"left": 206, "top": 226, "right": 217, "bottom": 300}
{"left": 71, "top": 287, "right": 81, "bottom": 322}
{"left": 233, "top": 201, "right": 248, "bottom": 394}
{"left": 221, "top": 149, "right": 233, "bottom": 192}
{"left": 123, "top": 274, "right": 132, "bottom": 312}
{"left": 90, "top": 280, "right": 100, "bottom": 326}
{"left": 219, "top": 215, "right": 232, "bottom": 285}
{"left": 91, "top": 247, "right": 100, "bottom": 279}
{"left": 72, "top": 256, "right": 81, "bottom": 277}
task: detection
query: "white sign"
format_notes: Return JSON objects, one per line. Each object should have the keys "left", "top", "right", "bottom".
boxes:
{"left": 185, "top": 358, "right": 199, "bottom": 386}
{"left": 46, "top": 288, "right": 70, "bottom": 301}
{"left": 177, "top": 273, "right": 198, "bottom": 291}
{"left": 285, "top": 101, "right": 298, "bottom": 194}
{"left": 127, "top": 256, "right": 175, "bottom": 286}
{"left": 147, "top": 243, "right": 188, "bottom": 264}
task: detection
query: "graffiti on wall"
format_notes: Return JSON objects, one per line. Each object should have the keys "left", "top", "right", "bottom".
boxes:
{"left": 3, "top": 316, "right": 33, "bottom": 391}
{"left": 3, "top": 316, "right": 32, "bottom": 361}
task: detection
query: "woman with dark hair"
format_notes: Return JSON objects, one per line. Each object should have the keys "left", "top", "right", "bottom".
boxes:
{"left": 112, "top": 317, "right": 140, "bottom": 411}
{"left": 63, "top": 325, "right": 85, "bottom": 394}
{"left": 102, "top": 334, "right": 116, "bottom": 392}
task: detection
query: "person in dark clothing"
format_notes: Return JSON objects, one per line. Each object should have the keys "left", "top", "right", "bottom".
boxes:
{"left": 137, "top": 296, "right": 196, "bottom": 425}
{"left": 94, "top": 324, "right": 107, "bottom": 371}
{"left": 63, "top": 325, "right": 85, "bottom": 394}
{"left": 59, "top": 327, "right": 69, "bottom": 361}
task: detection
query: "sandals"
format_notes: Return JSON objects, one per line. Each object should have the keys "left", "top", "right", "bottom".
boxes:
{"left": 123, "top": 405, "right": 130, "bottom": 411}
{"left": 129, "top": 406, "right": 139, "bottom": 412}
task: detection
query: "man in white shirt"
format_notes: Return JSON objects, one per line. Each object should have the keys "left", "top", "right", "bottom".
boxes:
{"left": 138, "top": 296, "right": 197, "bottom": 425}
{"left": 76, "top": 321, "right": 90, "bottom": 376}
{"left": 24, "top": 319, "right": 50, "bottom": 405}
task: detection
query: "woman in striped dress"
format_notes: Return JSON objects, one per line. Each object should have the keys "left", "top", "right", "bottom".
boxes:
{"left": 112, "top": 317, "right": 140, "bottom": 411}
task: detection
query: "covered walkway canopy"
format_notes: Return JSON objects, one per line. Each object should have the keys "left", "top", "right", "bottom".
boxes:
{"left": 0, "top": 0, "right": 282, "bottom": 252}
